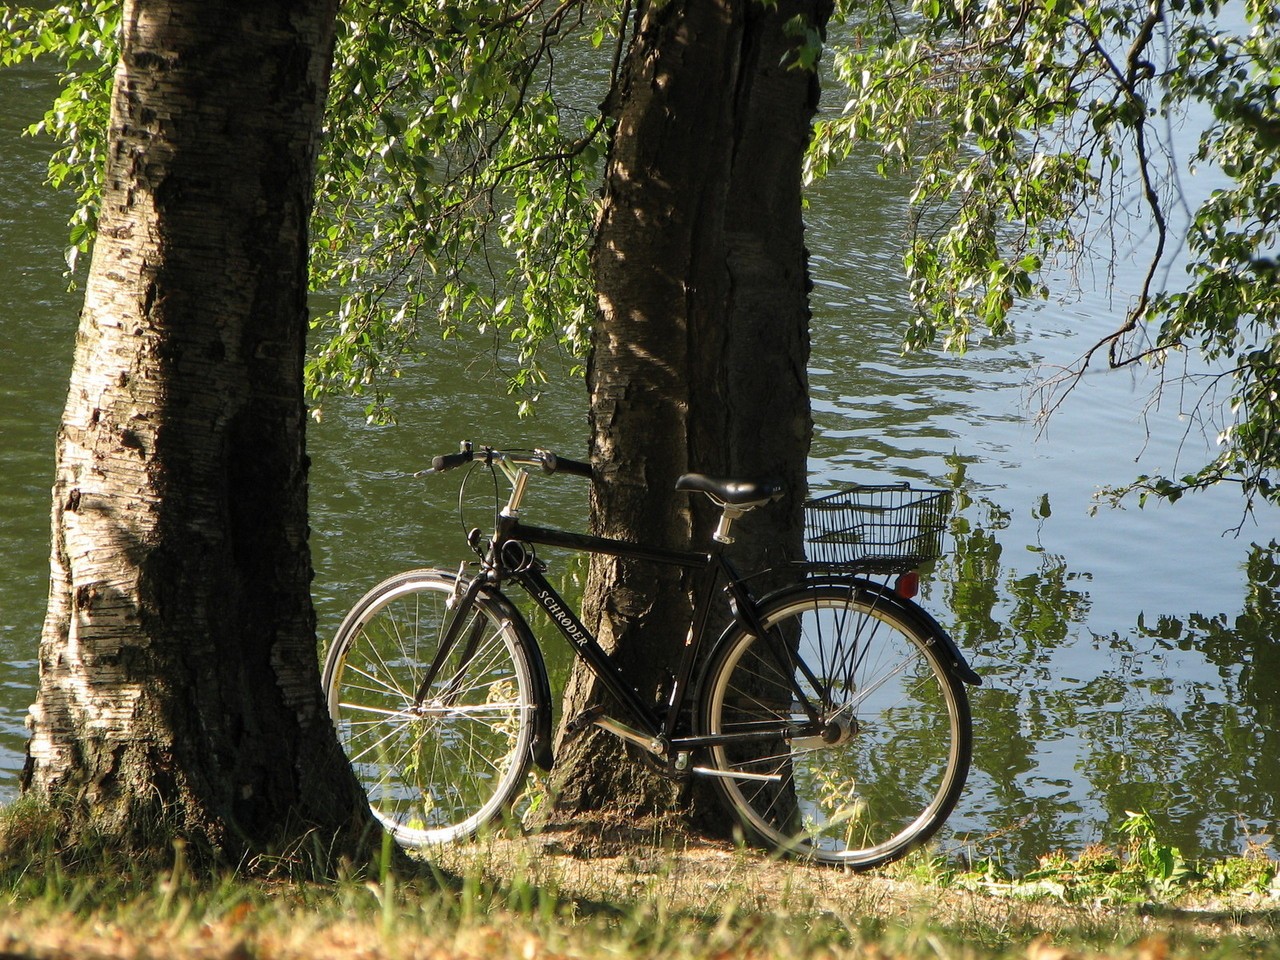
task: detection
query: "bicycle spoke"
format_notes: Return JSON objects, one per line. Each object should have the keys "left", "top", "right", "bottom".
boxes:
{"left": 324, "top": 571, "right": 535, "bottom": 847}
{"left": 341, "top": 660, "right": 416, "bottom": 703}
{"left": 701, "top": 584, "right": 970, "bottom": 868}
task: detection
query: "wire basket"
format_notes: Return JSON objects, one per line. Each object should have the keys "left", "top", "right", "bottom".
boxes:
{"left": 803, "top": 483, "right": 953, "bottom": 573}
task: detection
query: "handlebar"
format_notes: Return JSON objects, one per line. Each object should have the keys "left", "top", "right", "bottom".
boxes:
{"left": 428, "top": 442, "right": 593, "bottom": 479}
{"left": 430, "top": 448, "right": 477, "bottom": 473}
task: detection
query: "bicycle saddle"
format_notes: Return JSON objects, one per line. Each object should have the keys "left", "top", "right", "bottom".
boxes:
{"left": 674, "top": 473, "right": 782, "bottom": 506}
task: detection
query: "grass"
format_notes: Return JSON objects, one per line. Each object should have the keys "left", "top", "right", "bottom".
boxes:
{"left": 0, "top": 806, "right": 1276, "bottom": 960}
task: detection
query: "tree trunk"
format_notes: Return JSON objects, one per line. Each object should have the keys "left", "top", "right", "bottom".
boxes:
{"left": 545, "top": 0, "right": 828, "bottom": 824}
{"left": 24, "top": 0, "right": 376, "bottom": 869}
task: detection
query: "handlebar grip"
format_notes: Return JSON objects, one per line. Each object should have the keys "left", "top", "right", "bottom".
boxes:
{"left": 431, "top": 449, "right": 474, "bottom": 472}
{"left": 546, "top": 454, "right": 593, "bottom": 478}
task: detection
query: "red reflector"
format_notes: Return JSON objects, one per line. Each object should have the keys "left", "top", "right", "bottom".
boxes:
{"left": 895, "top": 571, "right": 920, "bottom": 599}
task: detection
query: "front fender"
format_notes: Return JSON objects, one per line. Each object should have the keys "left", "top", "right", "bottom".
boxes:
{"left": 440, "top": 573, "right": 557, "bottom": 771}
{"left": 488, "top": 591, "right": 556, "bottom": 770}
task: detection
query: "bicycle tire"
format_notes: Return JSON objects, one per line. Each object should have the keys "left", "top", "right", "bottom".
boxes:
{"left": 322, "top": 569, "right": 537, "bottom": 848}
{"left": 697, "top": 582, "right": 971, "bottom": 868}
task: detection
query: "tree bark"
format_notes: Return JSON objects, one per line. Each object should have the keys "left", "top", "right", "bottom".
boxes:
{"left": 24, "top": 0, "right": 376, "bottom": 869}
{"left": 546, "top": 0, "right": 828, "bottom": 823}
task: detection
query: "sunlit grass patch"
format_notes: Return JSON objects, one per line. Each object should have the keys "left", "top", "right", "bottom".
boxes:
{"left": 0, "top": 804, "right": 1275, "bottom": 960}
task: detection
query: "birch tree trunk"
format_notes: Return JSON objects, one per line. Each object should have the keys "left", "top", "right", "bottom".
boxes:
{"left": 24, "top": 0, "right": 376, "bottom": 868}
{"left": 545, "top": 0, "right": 829, "bottom": 823}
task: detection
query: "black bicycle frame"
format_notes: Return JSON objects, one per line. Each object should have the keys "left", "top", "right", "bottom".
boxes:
{"left": 509, "top": 520, "right": 826, "bottom": 751}
{"left": 416, "top": 511, "right": 825, "bottom": 758}
{"left": 512, "top": 522, "right": 712, "bottom": 744}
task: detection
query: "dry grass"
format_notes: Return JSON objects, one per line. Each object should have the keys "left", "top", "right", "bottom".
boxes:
{"left": 0, "top": 817, "right": 1276, "bottom": 960}
{"left": 436, "top": 817, "right": 1280, "bottom": 938}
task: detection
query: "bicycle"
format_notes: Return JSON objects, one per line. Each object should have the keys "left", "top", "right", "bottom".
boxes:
{"left": 322, "top": 442, "right": 981, "bottom": 869}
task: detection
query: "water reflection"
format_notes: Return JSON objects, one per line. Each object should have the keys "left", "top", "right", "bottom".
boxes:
{"left": 1086, "top": 544, "right": 1280, "bottom": 861}
{"left": 938, "top": 468, "right": 1279, "bottom": 869}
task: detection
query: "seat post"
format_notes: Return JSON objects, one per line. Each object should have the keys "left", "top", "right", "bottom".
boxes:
{"left": 674, "top": 473, "right": 781, "bottom": 545}
{"left": 712, "top": 503, "right": 749, "bottom": 545}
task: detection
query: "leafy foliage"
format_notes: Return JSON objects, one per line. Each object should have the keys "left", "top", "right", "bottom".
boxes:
{"left": 10, "top": 0, "right": 1280, "bottom": 482}
{"left": 310, "top": 0, "right": 619, "bottom": 420}
{"left": 2, "top": 0, "right": 618, "bottom": 421}
{"left": 817, "top": 0, "right": 1280, "bottom": 506}
{"left": 0, "top": 2, "right": 117, "bottom": 276}
{"left": 900, "top": 810, "right": 1277, "bottom": 904}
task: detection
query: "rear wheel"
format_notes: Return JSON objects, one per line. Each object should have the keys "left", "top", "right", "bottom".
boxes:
{"left": 322, "top": 570, "right": 536, "bottom": 848}
{"left": 698, "top": 583, "right": 970, "bottom": 868}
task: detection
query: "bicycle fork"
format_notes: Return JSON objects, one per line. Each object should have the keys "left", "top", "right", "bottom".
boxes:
{"left": 412, "top": 570, "right": 489, "bottom": 708}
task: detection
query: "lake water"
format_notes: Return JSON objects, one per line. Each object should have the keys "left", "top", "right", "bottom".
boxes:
{"left": 1, "top": 54, "right": 1276, "bottom": 871}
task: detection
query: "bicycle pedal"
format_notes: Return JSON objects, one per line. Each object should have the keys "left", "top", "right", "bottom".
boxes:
{"left": 565, "top": 704, "right": 606, "bottom": 735}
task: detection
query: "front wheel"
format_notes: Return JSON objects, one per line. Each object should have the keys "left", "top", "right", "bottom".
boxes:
{"left": 698, "top": 583, "right": 971, "bottom": 868}
{"left": 322, "top": 569, "right": 536, "bottom": 848}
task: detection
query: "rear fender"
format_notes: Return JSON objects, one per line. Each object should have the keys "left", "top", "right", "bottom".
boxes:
{"left": 853, "top": 578, "right": 981, "bottom": 686}
{"left": 726, "top": 576, "right": 981, "bottom": 687}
